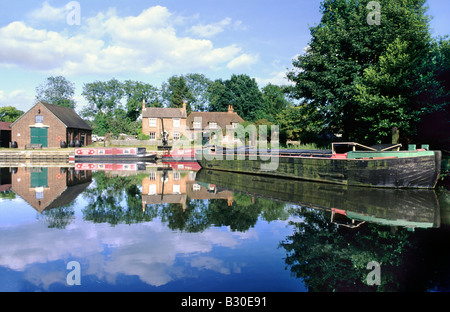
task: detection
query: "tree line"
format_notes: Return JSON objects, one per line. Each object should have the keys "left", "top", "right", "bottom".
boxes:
{"left": 27, "top": 74, "right": 296, "bottom": 140}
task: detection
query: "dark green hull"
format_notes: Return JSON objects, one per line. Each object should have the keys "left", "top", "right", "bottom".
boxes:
{"left": 198, "top": 150, "right": 442, "bottom": 189}
{"left": 196, "top": 169, "right": 440, "bottom": 228}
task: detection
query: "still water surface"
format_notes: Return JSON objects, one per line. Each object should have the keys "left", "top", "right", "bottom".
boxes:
{"left": 0, "top": 164, "right": 449, "bottom": 292}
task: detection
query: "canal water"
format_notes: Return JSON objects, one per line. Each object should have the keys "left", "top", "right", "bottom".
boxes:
{"left": 0, "top": 164, "right": 449, "bottom": 292}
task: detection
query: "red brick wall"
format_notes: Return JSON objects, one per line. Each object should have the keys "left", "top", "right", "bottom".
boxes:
{"left": 11, "top": 167, "right": 67, "bottom": 212}
{"left": 11, "top": 103, "right": 67, "bottom": 148}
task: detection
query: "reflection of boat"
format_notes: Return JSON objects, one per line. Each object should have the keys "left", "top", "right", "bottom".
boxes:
{"left": 196, "top": 169, "right": 440, "bottom": 229}
{"left": 198, "top": 142, "right": 442, "bottom": 189}
{"left": 161, "top": 149, "right": 201, "bottom": 171}
{"left": 74, "top": 147, "right": 157, "bottom": 162}
{"left": 75, "top": 162, "right": 146, "bottom": 171}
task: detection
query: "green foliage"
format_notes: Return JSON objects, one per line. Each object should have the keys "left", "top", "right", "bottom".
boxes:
{"left": 81, "top": 78, "right": 124, "bottom": 117}
{"left": 354, "top": 38, "right": 422, "bottom": 143}
{"left": 207, "top": 74, "right": 265, "bottom": 121}
{"left": 161, "top": 75, "right": 194, "bottom": 114}
{"left": 36, "top": 76, "right": 76, "bottom": 109}
{"left": 123, "top": 80, "right": 160, "bottom": 121}
{"left": 0, "top": 106, "right": 24, "bottom": 123}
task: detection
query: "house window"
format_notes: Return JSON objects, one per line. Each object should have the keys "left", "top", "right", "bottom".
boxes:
{"left": 193, "top": 121, "right": 201, "bottom": 129}
{"left": 173, "top": 184, "right": 180, "bottom": 194}
{"left": 232, "top": 122, "right": 239, "bottom": 129}
{"left": 149, "top": 172, "right": 156, "bottom": 180}
{"left": 149, "top": 118, "right": 157, "bottom": 127}
{"left": 173, "top": 118, "right": 180, "bottom": 128}
{"left": 173, "top": 132, "right": 180, "bottom": 140}
{"left": 149, "top": 132, "right": 156, "bottom": 140}
{"left": 35, "top": 115, "right": 44, "bottom": 123}
{"left": 173, "top": 171, "right": 180, "bottom": 181}
{"left": 209, "top": 122, "right": 217, "bottom": 129}
{"left": 149, "top": 184, "right": 156, "bottom": 195}
{"left": 193, "top": 184, "right": 201, "bottom": 191}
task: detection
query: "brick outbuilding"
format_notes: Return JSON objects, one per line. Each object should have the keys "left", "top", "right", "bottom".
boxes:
{"left": 10, "top": 101, "right": 92, "bottom": 148}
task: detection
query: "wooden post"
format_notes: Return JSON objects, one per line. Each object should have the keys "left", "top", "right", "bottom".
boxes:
{"left": 392, "top": 127, "right": 399, "bottom": 144}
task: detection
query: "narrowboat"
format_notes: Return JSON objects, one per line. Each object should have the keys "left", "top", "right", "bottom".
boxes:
{"left": 74, "top": 147, "right": 157, "bottom": 162}
{"left": 197, "top": 142, "right": 442, "bottom": 189}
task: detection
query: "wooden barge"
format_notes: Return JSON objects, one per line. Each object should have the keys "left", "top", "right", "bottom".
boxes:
{"left": 197, "top": 142, "right": 442, "bottom": 189}
{"left": 74, "top": 147, "right": 157, "bottom": 162}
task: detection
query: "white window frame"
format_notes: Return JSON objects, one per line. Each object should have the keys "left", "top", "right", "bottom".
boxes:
{"left": 173, "top": 118, "right": 180, "bottom": 128}
{"left": 149, "top": 118, "right": 157, "bottom": 127}
{"left": 149, "top": 132, "right": 156, "bottom": 140}
{"left": 209, "top": 122, "right": 217, "bottom": 129}
{"left": 193, "top": 121, "right": 201, "bottom": 129}
{"left": 173, "top": 132, "right": 180, "bottom": 140}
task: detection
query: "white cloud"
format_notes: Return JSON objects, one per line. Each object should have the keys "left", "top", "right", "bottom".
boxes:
{"left": 0, "top": 4, "right": 250, "bottom": 76}
{"left": 255, "top": 70, "right": 291, "bottom": 87}
{"left": 190, "top": 17, "right": 233, "bottom": 38}
{"left": 226, "top": 53, "right": 259, "bottom": 70}
{"left": 0, "top": 89, "right": 35, "bottom": 112}
{"left": 0, "top": 218, "right": 253, "bottom": 289}
{"left": 27, "top": 1, "right": 67, "bottom": 24}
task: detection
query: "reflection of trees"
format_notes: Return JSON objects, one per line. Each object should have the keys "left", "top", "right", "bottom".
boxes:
{"left": 279, "top": 206, "right": 419, "bottom": 292}
{"left": 82, "top": 172, "right": 153, "bottom": 225}
{"left": 37, "top": 205, "right": 75, "bottom": 229}
{"left": 82, "top": 172, "right": 288, "bottom": 231}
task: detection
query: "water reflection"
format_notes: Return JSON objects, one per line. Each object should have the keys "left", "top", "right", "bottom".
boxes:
{"left": 0, "top": 163, "right": 449, "bottom": 292}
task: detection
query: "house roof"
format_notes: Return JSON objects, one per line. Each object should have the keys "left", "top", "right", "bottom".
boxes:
{"left": 0, "top": 121, "right": 11, "bottom": 131}
{"left": 10, "top": 102, "right": 92, "bottom": 131}
{"left": 187, "top": 111, "right": 244, "bottom": 130}
{"left": 41, "top": 102, "right": 92, "bottom": 130}
{"left": 142, "top": 107, "right": 187, "bottom": 119}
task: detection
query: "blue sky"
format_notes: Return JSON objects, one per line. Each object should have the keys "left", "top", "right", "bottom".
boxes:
{"left": 0, "top": 0, "right": 448, "bottom": 113}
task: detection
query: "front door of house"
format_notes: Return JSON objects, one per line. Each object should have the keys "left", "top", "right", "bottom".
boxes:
{"left": 30, "top": 127, "right": 48, "bottom": 147}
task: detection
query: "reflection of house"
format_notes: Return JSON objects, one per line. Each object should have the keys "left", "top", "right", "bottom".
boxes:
{"left": 10, "top": 101, "right": 92, "bottom": 148}
{"left": 141, "top": 169, "right": 193, "bottom": 210}
{"left": 141, "top": 169, "right": 234, "bottom": 211}
{"left": 187, "top": 181, "right": 233, "bottom": 206}
{"left": 0, "top": 122, "right": 11, "bottom": 148}
{"left": 142, "top": 100, "right": 188, "bottom": 142}
{"left": 11, "top": 167, "right": 92, "bottom": 212}
{"left": 186, "top": 105, "right": 244, "bottom": 144}
{"left": 0, "top": 167, "right": 12, "bottom": 192}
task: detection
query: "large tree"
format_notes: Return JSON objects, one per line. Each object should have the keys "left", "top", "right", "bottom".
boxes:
{"left": 161, "top": 75, "right": 194, "bottom": 113}
{"left": 0, "top": 106, "right": 24, "bottom": 123}
{"left": 208, "top": 74, "right": 265, "bottom": 122}
{"left": 286, "top": 0, "right": 432, "bottom": 144}
{"left": 122, "top": 80, "right": 160, "bottom": 121}
{"left": 36, "top": 76, "right": 76, "bottom": 109}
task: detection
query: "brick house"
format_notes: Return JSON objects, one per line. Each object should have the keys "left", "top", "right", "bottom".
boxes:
{"left": 142, "top": 100, "right": 187, "bottom": 143}
{"left": 10, "top": 101, "right": 92, "bottom": 148}
{"left": 186, "top": 105, "right": 244, "bottom": 144}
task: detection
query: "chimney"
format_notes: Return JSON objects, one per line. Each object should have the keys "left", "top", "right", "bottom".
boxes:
{"left": 142, "top": 99, "right": 146, "bottom": 111}
{"left": 182, "top": 100, "right": 187, "bottom": 113}
{"left": 228, "top": 105, "right": 233, "bottom": 113}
